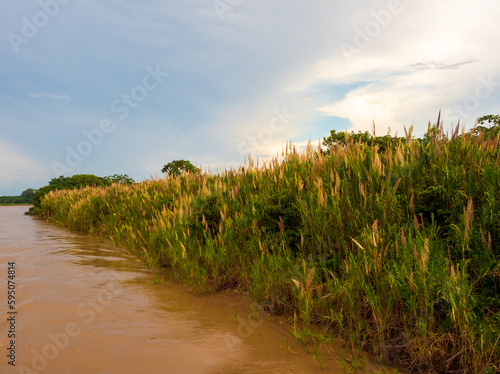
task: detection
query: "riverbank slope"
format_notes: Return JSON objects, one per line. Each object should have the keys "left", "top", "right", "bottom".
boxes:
{"left": 35, "top": 126, "right": 500, "bottom": 373}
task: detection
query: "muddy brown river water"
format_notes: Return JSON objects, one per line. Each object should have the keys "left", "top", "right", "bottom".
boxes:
{"left": 0, "top": 206, "right": 380, "bottom": 373}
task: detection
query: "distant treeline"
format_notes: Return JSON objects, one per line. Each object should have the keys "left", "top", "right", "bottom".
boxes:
{"left": 0, "top": 196, "right": 32, "bottom": 204}
{"left": 0, "top": 188, "right": 36, "bottom": 205}
{"left": 28, "top": 174, "right": 134, "bottom": 214}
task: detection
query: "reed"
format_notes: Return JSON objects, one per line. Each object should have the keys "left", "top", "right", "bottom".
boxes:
{"left": 36, "top": 122, "right": 500, "bottom": 373}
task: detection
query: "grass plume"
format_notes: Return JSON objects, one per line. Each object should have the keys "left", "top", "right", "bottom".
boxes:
{"left": 36, "top": 122, "right": 500, "bottom": 373}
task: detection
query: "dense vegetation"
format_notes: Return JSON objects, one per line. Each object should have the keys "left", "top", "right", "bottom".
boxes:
{"left": 29, "top": 174, "right": 134, "bottom": 214}
{"left": 0, "top": 188, "right": 36, "bottom": 205}
{"left": 34, "top": 120, "right": 500, "bottom": 373}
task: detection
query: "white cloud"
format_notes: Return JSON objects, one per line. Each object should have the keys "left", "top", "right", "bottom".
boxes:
{"left": 29, "top": 93, "right": 71, "bottom": 100}
{"left": 48, "top": 94, "right": 71, "bottom": 100}
{"left": 291, "top": 0, "right": 500, "bottom": 137}
{"left": 313, "top": 60, "right": 500, "bottom": 137}
{"left": 1, "top": 0, "right": 500, "bottom": 182}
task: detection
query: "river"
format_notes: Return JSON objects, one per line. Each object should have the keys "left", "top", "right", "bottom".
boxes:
{"left": 0, "top": 206, "right": 377, "bottom": 373}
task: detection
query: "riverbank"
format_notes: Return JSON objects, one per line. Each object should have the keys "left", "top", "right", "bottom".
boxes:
{"left": 3, "top": 205, "right": 355, "bottom": 373}
{"left": 34, "top": 126, "right": 500, "bottom": 373}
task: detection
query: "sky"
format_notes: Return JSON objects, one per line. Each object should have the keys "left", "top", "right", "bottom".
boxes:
{"left": 1, "top": 0, "right": 499, "bottom": 195}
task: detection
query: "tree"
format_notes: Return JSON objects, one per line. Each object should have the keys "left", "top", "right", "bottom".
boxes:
{"left": 477, "top": 114, "right": 500, "bottom": 126}
{"left": 104, "top": 174, "right": 135, "bottom": 184}
{"left": 21, "top": 188, "right": 36, "bottom": 201}
{"left": 471, "top": 115, "right": 500, "bottom": 139}
{"left": 322, "top": 129, "right": 406, "bottom": 154}
{"left": 31, "top": 174, "right": 109, "bottom": 211}
{"left": 161, "top": 160, "right": 199, "bottom": 176}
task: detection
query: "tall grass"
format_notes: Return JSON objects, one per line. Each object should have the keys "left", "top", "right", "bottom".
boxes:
{"left": 37, "top": 123, "right": 500, "bottom": 373}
